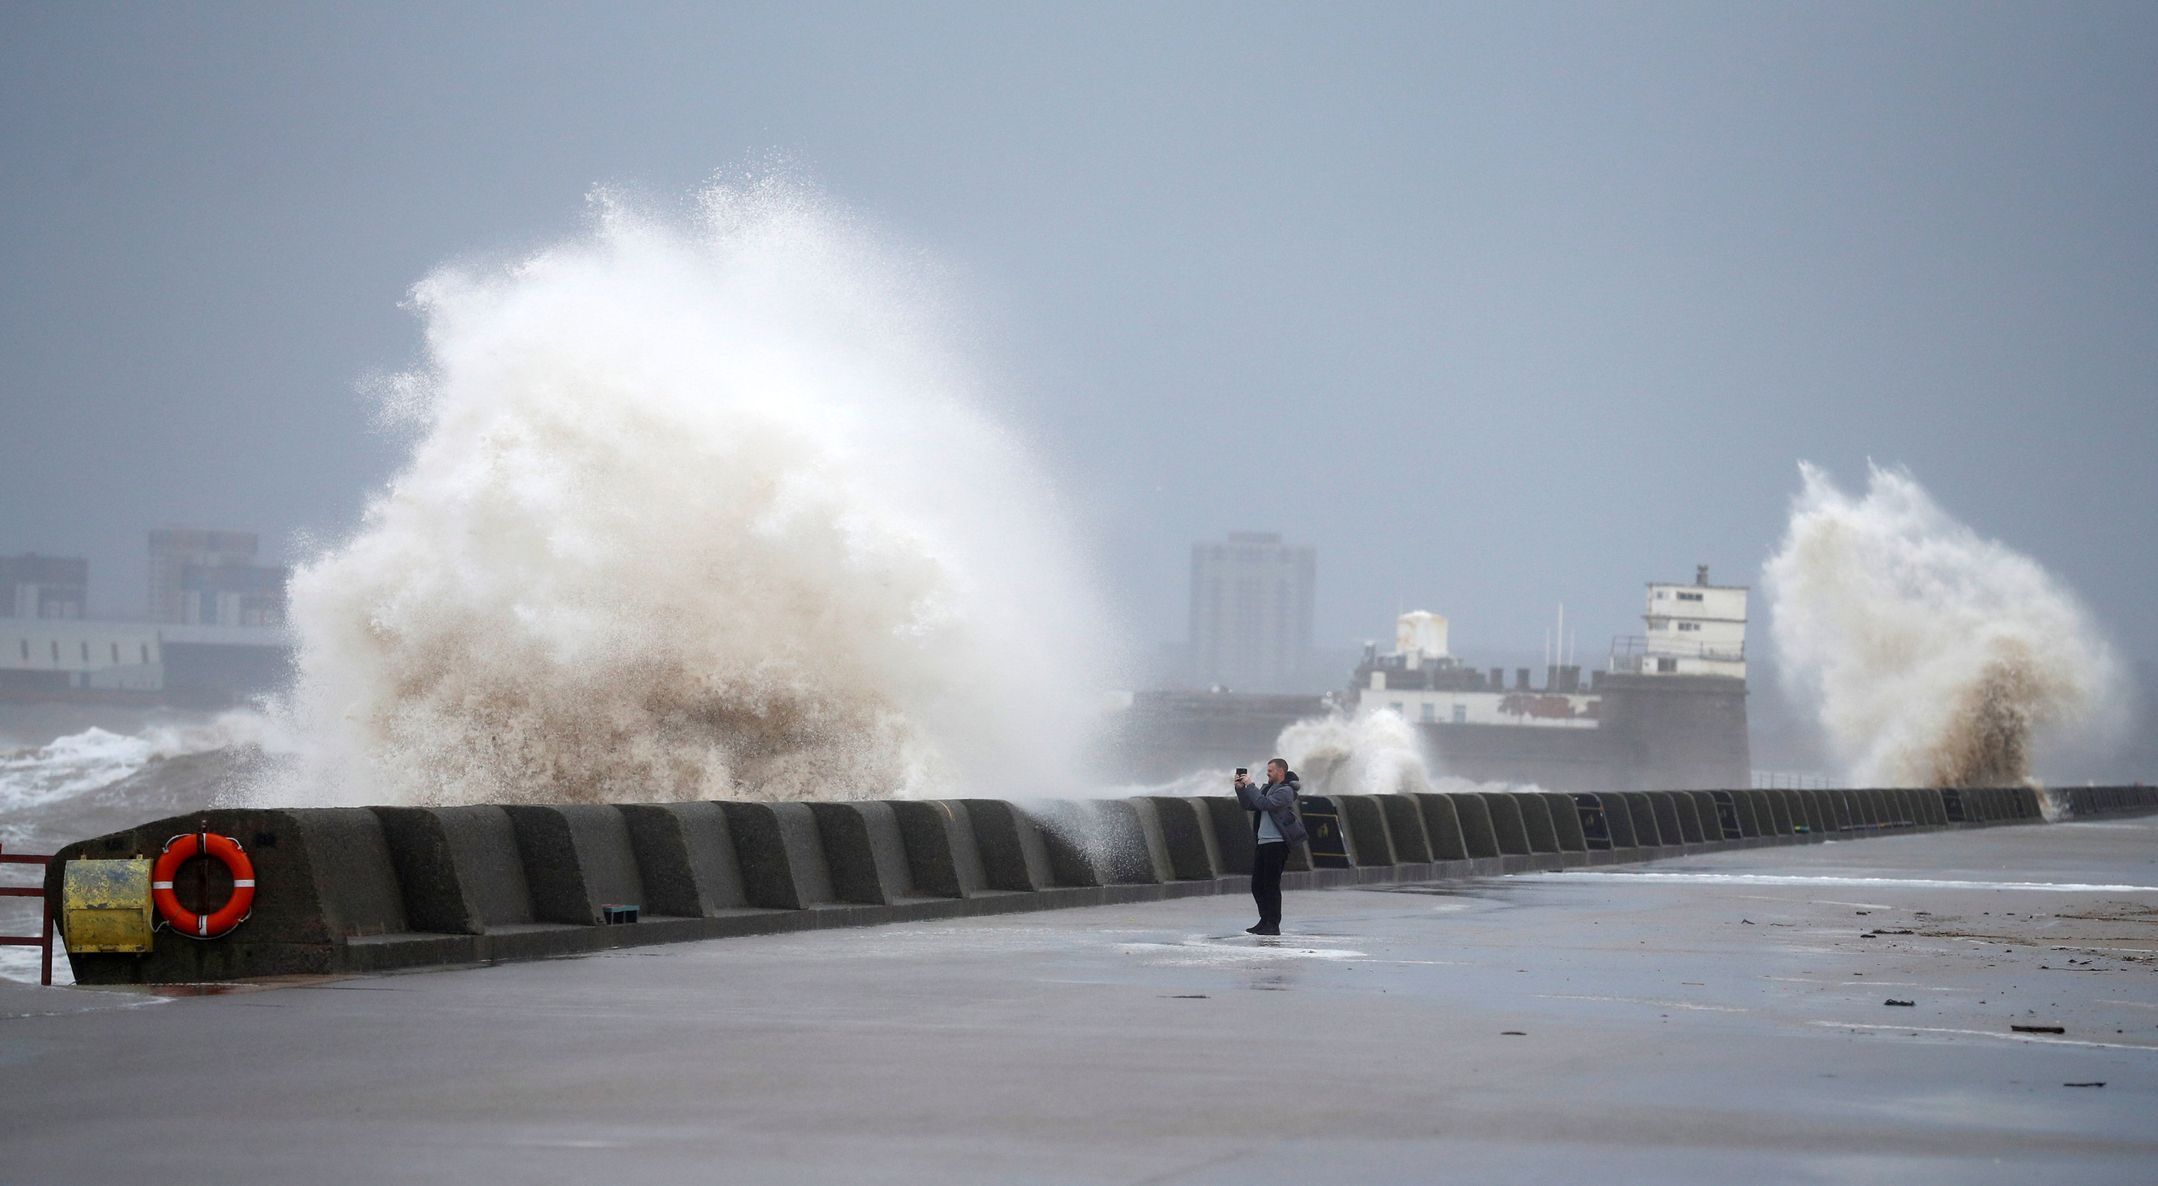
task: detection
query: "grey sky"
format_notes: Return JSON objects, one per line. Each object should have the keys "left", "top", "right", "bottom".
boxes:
{"left": 5, "top": 2, "right": 2155, "bottom": 670}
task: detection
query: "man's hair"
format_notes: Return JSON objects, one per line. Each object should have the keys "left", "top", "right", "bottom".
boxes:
{"left": 1267, "top": 757, "right": 1288, "bottom": 770}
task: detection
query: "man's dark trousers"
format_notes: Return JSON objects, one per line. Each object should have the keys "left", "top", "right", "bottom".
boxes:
{"left": 1251, "top": 840, "right": 1289, "bottom": 928}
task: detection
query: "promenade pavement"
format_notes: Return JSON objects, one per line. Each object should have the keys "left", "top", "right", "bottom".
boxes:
{"left": 4, "top": 816, "right": 2154, "bottom": 1184}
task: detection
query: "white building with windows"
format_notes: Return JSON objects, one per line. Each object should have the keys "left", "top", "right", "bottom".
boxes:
{"left": 1611, "top": 565, "right": 1747, "bottom": 679}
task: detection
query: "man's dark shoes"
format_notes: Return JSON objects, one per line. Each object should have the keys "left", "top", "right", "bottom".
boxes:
{"left": 1245, "top": 924, "right": 1280, "bottom": 936}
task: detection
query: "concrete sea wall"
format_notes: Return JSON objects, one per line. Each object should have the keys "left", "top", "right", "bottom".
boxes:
{"left": 47, "top": 785, "right": 2157, "bottom": 984}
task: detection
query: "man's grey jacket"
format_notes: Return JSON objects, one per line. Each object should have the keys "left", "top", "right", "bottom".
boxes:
{"left": 1235, "top": 775, "right": 1307, "bottom": 845}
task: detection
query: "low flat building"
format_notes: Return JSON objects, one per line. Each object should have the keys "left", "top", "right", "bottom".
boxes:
{"left": 0, "top": 618, "right": 290, "bottom": 705}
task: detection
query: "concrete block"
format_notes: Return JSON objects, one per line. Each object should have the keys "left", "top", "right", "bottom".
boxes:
{"left": 1670, "top": 792, "right": 1709, "bottom": 844}
{"left": 1543, "top": 793, "right": 1590, "bottom": 853}
{"left": 889, "top": 799, "right": 988, "bottom": 898}
{"left": 1884, "top": 788, "right": 1914, "bottom": 826}
{"left": 1796, "top": 793, "right": 1828, "bottom": 837}
{"left": 1028, "top": 800, "right": 1103, "bottom": 886}
{"left": 1513, "top": 794, "right": 1561, "bottom": 854}
{"left": 60, "top": 807, "right": 411, "bottom": 985}
{"left": 1647, "top": 793, "right": 1688, "bottom": 847}
{"left": 619, "top": 802, "right": 751, "bottom": 917}
{"left": 1477, "top": 793, "right": 1534, "bottom": 856}
{"left": 2012, "top": 787, "right": 2043, "bottom": 820}
{"left": 375, "top": 805, "right": 535, "bottom": 933}
{"left": 1333, "top": 795, "right": 1398, "bottom": 866}
{"left": 1597, "top": 793, "right": 1642, "bottom": 849}
{"left": 1201, "top": 795, "right": 1255, "bottom": 875}
{"left": 1750, "top": 789, "right": 1784, "bottom": 835}
{"left": 1825, "top": 790, "right": 1855, "bottom": 831}
{"left": 1444, "top": 793, "right": 1503, "bottom": 859}
{"left": 1940, "top": 787, "right": 1968, "bottom": 823}
{"left": 1863, "top": 788, "right": 1889, "bottom": 825}
{"left": 1614, "top": 792, "right": 1662, "bottom": 848}
{"left": 1916, "top": 787, "right": 1944, "bottom": 823}
{"left": 1760, "top": 791, "right": 1795, "bottom": 836}
{"left": 718, "top": 802, "right": 836, "bottom": 910}
{"left": 1141, "top": 796, "right": 1224, "bottom": 880}
{"left": 503, "top": 804, "right": 646, "bottom": 926}
{"left": 808, "top": 802, "right": 921, "bottom": 905}
{"left": 1569, "top": 793, "right": 1613, "bottom": 850}
{"left": 962, "top": 799, "right": 1058, "bottom": 891}
{"left": 1379, "top": 794, "right": 1433, "bottom": 863}
{"left": 1848, "top": 789, "right": 1875, "bottom": 827}
{"left": 1728, "top": 790, "right": 1764, "bottom": 838}
{"left": 1121, "top": 798, "right": 1179, "bottom": 884}
{"left": 1027, "top": 799, "right": 1158, "bottom": 886}
{"left": 1412, "top": 794, "right": 1471, "bottom": 860}
{"left": 1683, "top": 793, "right": 1717, "bottom": 840}
{"left": 1921, "top": 787, "right": 1949, "bottom": 824}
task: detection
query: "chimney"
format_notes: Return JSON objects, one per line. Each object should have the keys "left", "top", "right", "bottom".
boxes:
{"left": 1696, "top": 564, "right": 1710, "bottom": 587}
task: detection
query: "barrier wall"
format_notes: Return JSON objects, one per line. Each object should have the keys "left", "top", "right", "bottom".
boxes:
{"left": 47, "top": 785, "right": 2158, "bottom": 985}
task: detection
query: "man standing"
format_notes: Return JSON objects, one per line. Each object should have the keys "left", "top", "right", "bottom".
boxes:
{"left": 1233, "top": 758, "right": 1305, "bottom": 936}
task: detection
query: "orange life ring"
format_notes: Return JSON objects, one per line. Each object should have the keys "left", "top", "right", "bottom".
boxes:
{"left": 151, "top": 831, "right": 256, "bottom": 939}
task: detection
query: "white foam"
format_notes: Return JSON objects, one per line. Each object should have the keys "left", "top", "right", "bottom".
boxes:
{"left": 266, "top": 177, "right": 1114, "bottom": 806}
{"left": 1762, "top": 463, "right": 2127, "bottom": 787}
{"left": 0, "top": 714, "right": 275, "bottom": 834}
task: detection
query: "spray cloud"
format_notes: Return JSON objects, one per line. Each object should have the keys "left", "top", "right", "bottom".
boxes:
{"left": 1762, "top": 463, "right": 2125, "bottom": 787}
{"left": 276, "top": 177, "right": 1112, "bottom": 806}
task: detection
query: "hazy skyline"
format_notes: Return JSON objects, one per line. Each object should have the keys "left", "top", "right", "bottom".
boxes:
{"left": 5, "top": 3, "right": 2155, "bottom": 673}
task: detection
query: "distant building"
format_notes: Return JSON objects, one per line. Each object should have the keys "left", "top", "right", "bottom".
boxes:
{"left": 0, "top": 618, "right": 288, "bottom": 701}
{"left": 1188, "top": 531, "right": 1315, "bottom": 693}
{"left": 0, "top": 554, "right": 87, "bottom": 619}
{"left": 181, "top": 560, "right": 288, "bottom": 627}
{"left": 1610, "top": 565, "right": 1748, "bottom": 679}
{"left": 148, "top": 528, "right": 287, "bottom": 626}
{"left": 1111, "top": 569, "right": 1751, "bottom": 790}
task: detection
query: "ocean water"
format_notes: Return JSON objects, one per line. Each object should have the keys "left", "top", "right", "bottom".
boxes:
{"left": 0, "top": 713, "right": 268, "bottom": 984}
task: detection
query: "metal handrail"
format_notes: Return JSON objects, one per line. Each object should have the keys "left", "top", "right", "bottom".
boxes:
{"left": 0, "top": 843, "right": 57, "bottom": 986}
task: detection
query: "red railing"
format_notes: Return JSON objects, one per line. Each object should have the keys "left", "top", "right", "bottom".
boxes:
{"left": 0, "top": 843, "right": 57, "bottom": 986}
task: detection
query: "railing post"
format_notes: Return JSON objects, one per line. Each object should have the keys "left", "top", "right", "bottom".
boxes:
{"left": 0, "top": 842, "right": 58, "bottom": 987}
{"left": 41, "top": 892, "right": 55, "bottom": 988}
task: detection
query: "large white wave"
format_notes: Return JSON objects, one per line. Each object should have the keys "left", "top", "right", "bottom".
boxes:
{"left": 1275, "top": 708, "right": 1543, "bottom": 796}
{"left": 1762, "top": 463, "right": 2126, "bottom": 787}
{"left": 273, "top": 178, "right": 1114, "bottom": 807}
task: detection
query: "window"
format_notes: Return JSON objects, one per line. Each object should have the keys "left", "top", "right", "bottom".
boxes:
{"left": 1389, "top": 702, "right": 1405, "bottom": 716}
{"left": 1656, "top": 658, "right": 1678, "bottom": 673}
{"left": 1677, "top": 591, "right": 1704, "bottom": 602}
{"left": 140, "top": 644, "right": 150, "bottom": 664}
{"left": 1420, "top": 703, "right": 1435, "bottom": 723}
{"left": 1452, "top": 705, "right": 1468, "bottom": 724}
{"left": 1677, "top": 622, "right": 1701, "bottom": 632}
{"left": 111, "top": 643, "right": 120, "bottom": 663}
{"left": 80, "top": 641, "right": 89, "bottom": 662}
{"left": 17, "top": 640, "right": 25, "bottom": 661}
{"left": 50, "top": 641, "right": 59, "bottom": 662}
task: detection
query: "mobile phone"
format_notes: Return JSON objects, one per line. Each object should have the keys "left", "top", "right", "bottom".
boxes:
{"left": 1235, "top": 767, "right": 1248, "bottom": 777}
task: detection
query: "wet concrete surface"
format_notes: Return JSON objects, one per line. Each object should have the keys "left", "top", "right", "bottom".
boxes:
{"left": 3, "top": 817, "right": 2154, "bottom": 1184}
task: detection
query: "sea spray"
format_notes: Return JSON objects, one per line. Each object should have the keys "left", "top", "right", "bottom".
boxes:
{"left": 1274, "top": 707, "right": 1544, "bottom": 796}
{"left": 1278, "top": 708, "right": 1439, "bottom": 796}
{"left": 1762, "top": 463, "right": 2125, "bottom": 787}
{"left": 274, "top": 178, "right": 1113, "bottom": 807}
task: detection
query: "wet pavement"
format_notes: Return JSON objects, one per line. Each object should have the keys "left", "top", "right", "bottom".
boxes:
{"left": 3, "top": 817, "right": 2154, "bottom": 1184}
